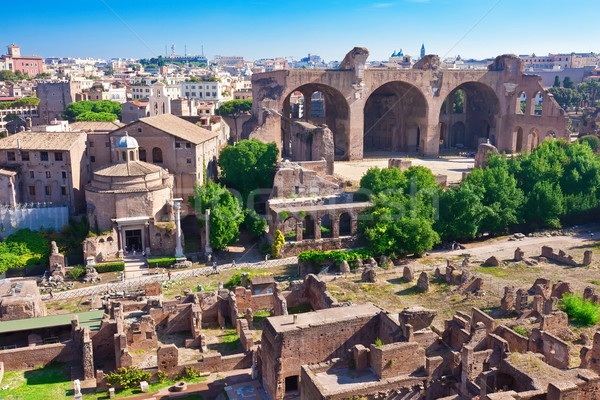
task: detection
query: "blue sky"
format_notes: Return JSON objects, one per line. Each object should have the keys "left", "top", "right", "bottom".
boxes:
{"left": 2, "top": 0, "right": 597, "bottom": 61}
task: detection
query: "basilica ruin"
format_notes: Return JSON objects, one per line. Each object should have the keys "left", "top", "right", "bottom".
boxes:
{"left": 246, "top": 47, "right": 569, "bottom": 160}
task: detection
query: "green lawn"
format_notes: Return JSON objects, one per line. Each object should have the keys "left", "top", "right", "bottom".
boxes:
{"left": 0, "top": 363, "right": 72, "bottom": 400}
{"left": 0, "top": 363, "right": 206, "bottom": 400}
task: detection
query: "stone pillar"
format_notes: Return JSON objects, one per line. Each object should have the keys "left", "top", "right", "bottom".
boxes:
{"left": 204, "top": 208, "right": 212, "bottom": 255}
{"left": 351, "top": 217, "right": 358, "bottom": 235}
{"left": 145, "top": 223, "right": 151, "bottom": 256}
{"left": 314, "top": 217, "right": 321, "bottom": 240}
{"left": 301, "top": 90, "right": 312, "bottom": 120}
{"left": 117, "top": 227, "right": 124, "bottom": 259}
{"left": 332, "top": 217, "right": 340, "bottom": 239}
{"left": 295, "top": 221, "right": 303, "bottom": 242}
{"left": 347, "top": 100, "right": 365, "bottom": 160}
{"left": 174, "top": 198, "right": 184, "bottom": 258}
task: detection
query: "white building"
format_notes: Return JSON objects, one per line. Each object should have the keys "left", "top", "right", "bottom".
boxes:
{"left": 181, "top": 80, "right": 225, "bottom": 105}
{"left": 131, "top": 81, "right": 181, "bottom": 100}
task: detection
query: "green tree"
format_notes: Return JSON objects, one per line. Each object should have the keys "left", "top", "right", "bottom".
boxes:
{"left": 524, "top": 181, "right": 564, "bottom": 228}
{"left": 553, "top": 75, "right": 561, "bottom": 88}
{"left": 563, "top": 76, "right": 574, "bottom": 89}
{"left": 217, "top": 99, "right": 252, "bottom": 141}
{"left": 453, "top": 90, "right": 464, "bottom": 113}
{"left": 0, "top": 70, "right": 17, "bottom": 81}
{"left": 62, "top": 100, "right": 121, "bottom": 122}
{"left": 218, "top": 139, "right": 279, "bottom": 202}
{"left": 359, "top": 166, "right": 407, "bottom": 197}
{"left": 191, "top": 180, "right": 244, "bottom": 250}
{"left": 578, "top": 135, "right": 600, "bottom": 152}
{"left": 435, "top": 183, "right": 484, "bottom": 240}
{"left": 243, "top": 209, "right": 267, "bottom": 238}
{"left": 75, "top": 111, "right": 118, "bottom": 121}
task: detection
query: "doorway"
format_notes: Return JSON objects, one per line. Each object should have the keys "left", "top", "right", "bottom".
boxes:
{"left": 125, "top": 229, "right": 143, "bottom": 252}
{"left": 285, "top": 375, "right": 299, "bottom": 392}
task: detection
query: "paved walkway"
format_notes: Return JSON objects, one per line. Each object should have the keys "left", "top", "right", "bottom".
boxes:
{"left": 42, "top": 256, "right": 299, "bottom": 301}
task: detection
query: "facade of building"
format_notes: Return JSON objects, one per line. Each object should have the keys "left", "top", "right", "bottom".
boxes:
{"left": 0, "top": 132, "right": 89, "bottom": 213}
{"left": 131, "top": 81, "right": 181, "bottom": 101}
{"left": 121, "top": 100, "right": 149, "bottom": 124}
{"left": 108, "top": 114, "right": 227, "bottom": 212}
{"left": 85, "top": 134, "right": 176, "bottom": 256}
{"left": 35, "top": 81, "right": 82, "bottom": 124}
{"left": 0, "top": 45, "right": 44, "bottom": 76}
{"left": 182, "top": 81, "right": 224, "bottom": 104}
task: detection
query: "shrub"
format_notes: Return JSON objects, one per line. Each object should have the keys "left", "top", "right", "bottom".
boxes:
{"left": 225, "top": 270, "right": 272, "bottom": 290}
{"left": 95, "top": 262, "right": 125, "bottom": 273}
{"left": 374, "top": 337, "right": 383, "bottom": 347}
{"left": 67, "top": 267, "right": 85, "bottom": 281}
{"left": 559, "top": 293, "right": 600, "bottom": 326}
{"left": 156, "top": 371, "right": 168, "bottom": 383}
{"left": 271, "top": 230, "right": 285, "bottom": 258}
{"left": 106, "top": 366, "right": 151, "bottom": 389}
{"left": 259, "top": 242, "right": 272, "bottom": 255}
{"left": 298, "top": 248, "right": 372, "bottom": 266}
{"left": 511, "top": 326, "right": 529, "bottom": 337}
{"left": 184, "top": 366, "right": 200, "bottom": 379}
{"left": 147, "top": 257, "right": 177, "bottom": 268}
{"left": 243, "top": 209, "right": 267, "bottom": 238}
{"left": 579, "top": 135, "right": 600, "bottom": 152}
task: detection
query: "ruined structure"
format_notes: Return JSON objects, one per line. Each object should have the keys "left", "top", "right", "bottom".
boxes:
{"left": 0, "top": 280, "right": 46, "bottom": 321}
{"left": 248, "top": 48, "right": 568, "bottom": 160}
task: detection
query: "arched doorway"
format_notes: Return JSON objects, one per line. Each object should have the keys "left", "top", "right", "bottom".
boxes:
{"left": 303, "top": 215, "right": 315, "bottom": 239}
{"left": 282, "top": 84, "right": 350, "bottom": 160}
{"left": 282, "top": 217, "right": 297, "bottom": 242}
{"left": 320, "top": 215, "right": 333, "bottom": 239}
{"left": 515, "top": 127, "right": 524, "bottom": 152}
{"left": 439, "top": 82, "right": 500, "bottom": 151}
{"left": 528, "top": 128, "right": 539, "bottom": 151}
{"left": 339, "top": 213, "right": 351, "bottom": 236}
{"left": 517, "top": 92, "right": 527, "bottom": 115}
{"left": 533, "top": 92, "right": 543, "bottom": 116}
{"left": 363, "top": 81, "right": 428, "bottom": 155}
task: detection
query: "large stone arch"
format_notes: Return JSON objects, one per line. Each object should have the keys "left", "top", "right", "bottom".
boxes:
{"left": 439, "top": 81, "right": 500, "bottom": 150}
{"left": 281, "top": 83, "right": 350, "bottom": 160}
{"left": 363, "top": 81, "right": 428, "bottom": 154}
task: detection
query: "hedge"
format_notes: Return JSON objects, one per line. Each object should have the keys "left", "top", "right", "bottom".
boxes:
{"left": 68, "top": 267, "right": 85, "bottom": 280}
{"left": 95, "top": 262, "right": 125, "bottom": 273}
{"left": 298, "top": 248, "right": 372, "bottom": 266}
{"left": 147, "top": 257, "right": 177, "bottom": 268}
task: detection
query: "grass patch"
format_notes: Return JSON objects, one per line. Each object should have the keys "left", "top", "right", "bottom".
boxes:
{"left": 90, "top": 376, "right": 207, "bottom": 399}
{"left": 477, "top": 263, "right": 540, "bottom": 278}
{"left": 0, "top": 363, "right": 71, "bottom": 400}
{"left": 512, "top": 326, "right": 529, "bottom": 337}
{"left": 559, "top": 293, "right": 600, "bottom": 326}
{"left": 589, "top": 279, "right": 600, "bottom": 286}
{"left": 221, "top": 329, "right": 240, "bottom": 352}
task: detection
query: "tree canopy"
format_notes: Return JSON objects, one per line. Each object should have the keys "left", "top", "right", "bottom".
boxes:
{"left": 191, "top": 180, "right": 244, "bottom": 250}
{"left": 217, "top": 99, "right": 252, "bottom": 117}
{"left": 218, "top": 139, "right": 279, "bottom": 202}
{"left": 75, "top": 111, "right": 118, "bottom": 122}
{"left": 62, "top": 100, "right": 121, "bottom": 122}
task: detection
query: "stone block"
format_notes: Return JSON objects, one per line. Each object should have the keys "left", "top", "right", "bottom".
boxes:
{"left": 485, "top": 256, "right": 500, "bottom": 266}
{"left": 403, "top": 265, "right": 414, "bottom": 282}
{"left": 339, "top": 260, "right": 350, "bottom": 273}
{"left": 140, "top": 381, "right": 149, "bottom": 392}
{"left": 399, "top": 306, "right": 437, "bottom": 331}
{"left": 417, "top": 272, "right": 429, "bottom": 291}
{"left": 361, "top": 267, "right": 376, "bottom": 282}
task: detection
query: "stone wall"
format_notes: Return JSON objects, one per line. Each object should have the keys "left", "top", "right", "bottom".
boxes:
{"left": 302, "top": 274, "right": 338, "bottom": 310}
{"left": 0, "top": 342, "right": 78, "bottom": 370}
{"left": 82, "top": 230, "right": 119, "bottom": 264}
{"left": 369, "top": 342, "right": 425, "bottom": 379}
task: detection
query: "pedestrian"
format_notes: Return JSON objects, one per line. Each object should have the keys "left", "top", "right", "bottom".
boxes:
{"left": 212, "top": 261, "right": 217, "bottom": 274}
{"left": 232, "top": 259, "right": 236, "bottom": 267}
{"left": 49, "top": 288, "right": 54, "bottom": 299}
{"left": 120, "top": 272, "right": 125, "bottom": 282}
{"left": 265, "top": 254, "right": 268, "bottom": 262}
{"left": 162, "top": 268, "right": 166, "bottom": 276}
{"left": 133, "top": 249, "right": 136, "bottom": 256}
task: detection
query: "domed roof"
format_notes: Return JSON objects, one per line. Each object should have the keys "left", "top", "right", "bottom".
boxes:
{"left": 115, "top": 132, "right": 138, "bottom": 149}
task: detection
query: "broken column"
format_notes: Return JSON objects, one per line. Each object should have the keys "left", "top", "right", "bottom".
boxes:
{"left": 403, "top": 265, "right": 414, "bottom": 282}
{"left": 583, "top": 250, "right": 593, "bottom": 266}
{"left": 417, "top": 272, "right": 429, "bottom": 291}
{"left": 514, "top": 247, "right": 524, "bottom": 262}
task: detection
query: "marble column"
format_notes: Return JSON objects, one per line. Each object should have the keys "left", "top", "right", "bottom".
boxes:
{"left": 174, "top": 198, "right": 184, "bottom": 258}
{"left": 205, "top": 208, "right": 212, "bottom": 255}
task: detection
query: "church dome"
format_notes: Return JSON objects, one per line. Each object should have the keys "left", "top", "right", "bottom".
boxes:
{"left": 115, "top": 132, "right": 138, "bottom": 149}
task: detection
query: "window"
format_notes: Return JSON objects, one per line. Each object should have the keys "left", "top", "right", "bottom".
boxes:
{"left": 29, "top": 171, "right": 34, "bottom": 178}
{"left": 45, "top": 171, "right": 51, "bottom": 178}
{"left": 40, "top": 151, "right": 48, "bottom": 161}
{"left": 191, "top": 92, "right": 196, "bottom": 96}
{"left": 139, "top": 148, "right": 146, "bottom": 161}
{"left": 28, "top": 186, "right": 35, "bottom": 196}
{"left": 152, "top": 147, "right": 163, "bottom": 163}
{"left": 61, "top": 186, "right": 67, "bottom": 195}
{"left": 45, "top": 186, "right": 51, "bottom": 196}
{"left": 175, "top": 142, "right": 181, "bottom": 148}
{"left": 7, "top": 151, "right": 15, "bottom": 161}
{"left": 54, "top": 152, "right": 63, "bottom": 161}
{"left": 137, "top": 128, "right": 142, "bottom": 133}
{"left": 89, "top": 141, "right": 94, "bottom": 147}
{"left": 62, "top": 171, "right": 67, "bottom": 179}
{"left": 90, "top": 156, "right": 96, "bottom": 163}
{"left": 21, "top": 151, "right": 29, "bottom": 161}
{"left": 186, "top": 143, "right": 191, "bottom": 148}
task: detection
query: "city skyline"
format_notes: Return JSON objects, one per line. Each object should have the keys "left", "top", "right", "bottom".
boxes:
{"left": 2, "top": 0, "right": 598, "bottom": 62}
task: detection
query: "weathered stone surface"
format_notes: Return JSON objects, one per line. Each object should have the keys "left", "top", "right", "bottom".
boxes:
{"left": 361, "top": 267, "right": 376, "bottom": 283}
{"left": 474, "top": 142, "right": 498, "bottom": 168}
{"left": 379, "top": 255, "right": 391, "bottom": 268}
{"left": 514, "top": 247, "right": 524, "bottom": 262}
{"left": 157, "top": 344, "right": 178, "bottom": 374}
{"left": 485, "top": 256, "right": 501, "bottom": 266}
{"left": 403, "top": 265, "right": 414, "bottom": 282}
{"left": 82, "top": 266, "right": 101, "bottom": 283}
{"left": 399, "top": 306, "right": 437, "bottom": 331}
{"left": 583, "top": 250, "right": 593, "bottom": 266}
{"left": 417, "top": 272, "right": 429, "bottom": 291}
{"left": 501, "top": 286, "right": 515, "bottom": 313}
{"left": 339, "top": 260, "right": 351, "bottom": 274}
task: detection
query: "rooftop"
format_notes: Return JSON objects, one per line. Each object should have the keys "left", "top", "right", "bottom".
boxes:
{"left": 0, "top": 131, "right": 86, "bottom": 151}
{"left": 117, "top": 113, "right": 218, "bottom": 145}
{"left": 0, "top": 310, "right": 105, "bottom": 333}
{"left": 265, "top": 303, "right": 381, "bottom": 333}
{"left": 69, "top": 120, "right": 125, "bottom": 132}
{"left": 93, "top": 160, "right": 163, "bottom": 177}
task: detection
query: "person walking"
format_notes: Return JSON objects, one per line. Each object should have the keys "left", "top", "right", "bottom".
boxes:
{"left": 212, "top": 261, "right": 218, "bottom": 274}
{"left": 168, "top": 271, "right": 172, "bottom": 281}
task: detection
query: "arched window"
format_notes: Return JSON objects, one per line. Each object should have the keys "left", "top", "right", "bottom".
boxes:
{"left": 152, "top": 147, "right": 163, "bottom": 163}
{"left": 129, "top": 150, "right": 134, "bottom": 160}
{"left": 162, "top": 103, "right": 166, "bottom": 114}
{"left": 121, "top": 151, "right": 126, "bottom": 161}
{"left": 517, "top": 92, "right": 526, "bottom": 115}
{"left": 139, "top": 148, "right": 146, "bottom": 162}
{"left": 534, "top": 92, "right": 543, "bottom": 116}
